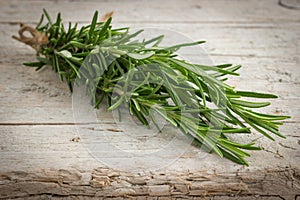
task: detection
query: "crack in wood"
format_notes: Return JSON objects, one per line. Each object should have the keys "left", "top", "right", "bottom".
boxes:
{"left": 279, "top": 142, "right": 298, "bottom": 150}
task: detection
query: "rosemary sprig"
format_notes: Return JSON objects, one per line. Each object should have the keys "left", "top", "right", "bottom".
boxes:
{"left": 14, "top": 10, "right": 290, "bottom": 166}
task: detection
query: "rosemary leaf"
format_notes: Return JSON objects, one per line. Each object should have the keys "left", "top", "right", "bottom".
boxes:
{"left": 13, "top": 10, "right": 290, "bottom": 165}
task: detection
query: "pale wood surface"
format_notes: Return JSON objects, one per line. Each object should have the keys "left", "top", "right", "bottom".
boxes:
{"left": 0, "top": 0, "right": 300, "bottom": 199}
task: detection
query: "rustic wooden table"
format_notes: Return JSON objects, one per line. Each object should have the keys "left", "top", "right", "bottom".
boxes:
{"left": 0, "top": 0, "right": 299, "bottom": 199}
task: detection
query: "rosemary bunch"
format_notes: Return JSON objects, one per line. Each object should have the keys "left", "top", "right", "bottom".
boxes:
{"left": 14, "top": 10, "right": 290, "bottom": 165}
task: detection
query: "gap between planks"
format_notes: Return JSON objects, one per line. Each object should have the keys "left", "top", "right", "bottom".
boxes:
{"left": 0, "top": 120, "right": 298, "bottom": 126}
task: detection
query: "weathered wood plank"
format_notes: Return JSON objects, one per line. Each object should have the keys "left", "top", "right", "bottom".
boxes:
{"left": 4, "top": 22, "right": 300, "bottom": 61}
{"left": 0, "top": 124, "right": 299, "bottom": 198}
{"left": 0, "top": 166, "right": 298, "bottom": 199}
{"left": 0, "top": 123, "right": 297, "bottom": 169}
{"left": 0, "top": 0, "right": 300, "bottom": 23}
{"left": 0, "top": 63, "right": 299, "bottom": 124}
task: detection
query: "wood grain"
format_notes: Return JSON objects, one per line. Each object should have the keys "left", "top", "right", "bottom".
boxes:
{"left": 0, "top": 0, "right": 299, "bottom": 23}
{"left": 0, "top": 0, "right": 299, "bottom": 199}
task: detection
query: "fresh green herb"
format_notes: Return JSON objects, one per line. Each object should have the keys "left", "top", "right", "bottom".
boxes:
{"left": 13, "top": 10, "right": 290, "bottom": 166}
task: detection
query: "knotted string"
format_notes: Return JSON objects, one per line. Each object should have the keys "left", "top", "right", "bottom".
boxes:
{"left": 12, "top": 23, "right": 48, "bottom": 52}
{"left": 12, "top": 11, "right": 114, "bottom": 52}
